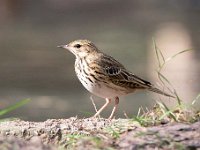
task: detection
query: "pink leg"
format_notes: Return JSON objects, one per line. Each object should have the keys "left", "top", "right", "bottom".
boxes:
{"left": 93, "top": 98, "right": 111, "bottom": 118}
{"left": 109, "top": 97, "right": 119, "bottom": 119}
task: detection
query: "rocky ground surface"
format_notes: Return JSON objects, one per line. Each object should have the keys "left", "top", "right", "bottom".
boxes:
{"left": 0, "top": 118, "right": 199, "bottom": 150}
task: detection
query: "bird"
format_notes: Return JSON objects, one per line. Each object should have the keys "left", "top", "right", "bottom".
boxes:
{"left": 57, "top": 39, "right": 175, "bottom": 119}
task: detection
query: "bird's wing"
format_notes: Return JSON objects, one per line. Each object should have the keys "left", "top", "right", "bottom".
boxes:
{"left": 99, "top": 53, "right": 152, "bottom": 89}
{"left": 96, "top": 53, "right": 174, "bottom": 97}
{"left": 104, "top": 66, "right": 152, "bottom": 89}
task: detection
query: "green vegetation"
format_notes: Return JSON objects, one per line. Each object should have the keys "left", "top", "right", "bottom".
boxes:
{"left": 0, "top": 98, "right": 30, "bottom": 119}
{"left": 132, "top": 39, "right": 199, "bottom": 126}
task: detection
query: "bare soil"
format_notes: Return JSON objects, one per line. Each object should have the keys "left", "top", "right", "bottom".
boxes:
{"left": 0, "top": 118, "right": 199, "bottom": 150}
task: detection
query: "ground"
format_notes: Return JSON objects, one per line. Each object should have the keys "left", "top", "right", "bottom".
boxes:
{"left": 0, "top": 118, "right": 200, "bottom": 150}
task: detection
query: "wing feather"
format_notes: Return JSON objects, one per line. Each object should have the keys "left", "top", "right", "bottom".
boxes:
{"left": 98, "top": 53, "right": 152, "bottom": 89}
{"left": 95, "top": 53, "right": 174, "bottom": 97}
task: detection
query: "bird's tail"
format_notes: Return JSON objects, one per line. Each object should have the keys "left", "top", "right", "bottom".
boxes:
{"left": 148, "top": 87, "right": 175, "bottom": 98}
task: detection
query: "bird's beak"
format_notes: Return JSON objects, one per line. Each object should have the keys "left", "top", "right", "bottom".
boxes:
{"left": 57, "top": 45, "right": 68, "bottom": 49}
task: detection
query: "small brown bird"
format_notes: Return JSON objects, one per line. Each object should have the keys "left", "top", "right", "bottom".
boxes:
{"left": 58, "top": 39, "right": 174, "bottom": 119}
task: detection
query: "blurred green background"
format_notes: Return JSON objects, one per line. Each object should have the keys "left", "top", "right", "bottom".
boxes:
{"left": 0, "top": 0, "right": 200, "bottom": 121}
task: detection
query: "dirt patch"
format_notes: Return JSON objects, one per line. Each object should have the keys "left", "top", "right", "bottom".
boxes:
{"left": 0, "top": 118, "right": 199, "bottom": 149}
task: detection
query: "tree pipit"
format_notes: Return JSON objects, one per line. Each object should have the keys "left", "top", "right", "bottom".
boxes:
{"left": 58, "top": 39, "right": 174, "bottom": 119}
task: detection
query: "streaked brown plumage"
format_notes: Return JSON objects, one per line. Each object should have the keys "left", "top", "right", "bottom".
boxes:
{"left": 58, "top": 39, "right": 174, "bottom": 119}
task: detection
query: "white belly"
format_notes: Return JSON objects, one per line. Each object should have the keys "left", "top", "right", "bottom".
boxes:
{"left": 83, "top": 81, "right": 114, "bottom": 98}
{"left": 78, "top": 74, "right": 128, "bottom": 98}
{"left": 75, "top": 58, "right": 130, "bottom": 99}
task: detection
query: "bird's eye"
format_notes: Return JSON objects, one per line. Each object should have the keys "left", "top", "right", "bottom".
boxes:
{"left": 74, "top": 44, "right": 81, "bottom": 48}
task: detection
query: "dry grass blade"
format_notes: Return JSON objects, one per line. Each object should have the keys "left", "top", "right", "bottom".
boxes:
{"left": 153, "top": 38, "right": 165, "bottom": 68}
{"left": 192, "top": 93, "right": 200, "bottom": 105}
{"left": 157, "top": 72, "right": 172, "bottom": 89}
{"left": 157, "top": 72, "right": 181, "bottom": 105}
{"left": 153, "top": 38, "right": 186, "bottom": 105}
{"left": 165, "top": 49, "right": 193, "bottom": 63}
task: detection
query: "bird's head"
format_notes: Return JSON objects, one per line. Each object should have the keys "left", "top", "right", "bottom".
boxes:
{"left": 58, "top": 39, "right": 99, "bottom": 58}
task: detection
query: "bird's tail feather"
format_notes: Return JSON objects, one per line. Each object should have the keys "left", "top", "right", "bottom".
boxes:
{"left": 148, "top": 87, "right": 175, "bottom": 98}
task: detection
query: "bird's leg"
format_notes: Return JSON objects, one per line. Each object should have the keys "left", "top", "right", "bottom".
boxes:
{"left": 93, "top": 98, "right": 111, "bottom": 118}
{"left": 108, "top": 97, "right": 119, "bottom": 119}
{"left": 90, "top": 95, "right": 98, "bottom": 113}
